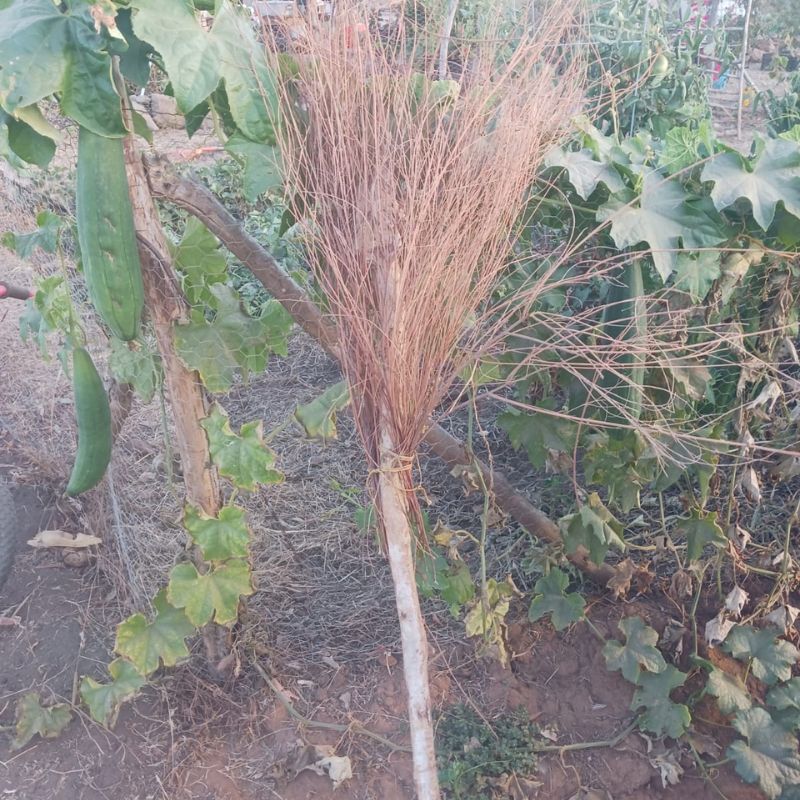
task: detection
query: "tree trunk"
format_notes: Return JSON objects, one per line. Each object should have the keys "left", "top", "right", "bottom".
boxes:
{"left": 438, "top": 0, "right": 460, "bottom": 80}
{"left": 379, "top": 426, "right": 441, "bottom": 800}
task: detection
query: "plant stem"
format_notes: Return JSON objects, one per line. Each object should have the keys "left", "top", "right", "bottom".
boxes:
{"left": 379, "top": 424, "right": 441, "bottom": 800}
{"left": 534, "top": 719, "right": 638, "bottom": 753}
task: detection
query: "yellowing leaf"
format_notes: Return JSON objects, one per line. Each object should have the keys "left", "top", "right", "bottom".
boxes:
{"left": 167, "top": 559, "right": 253, "bottom": 627}
{"left": 183, "top": 503, "right": 250, "bottom": 562}
{"left": 12, "top": 692, "right": 71, "bottom": 750}
{"left": 603, "top": 615, "right": 666, "bottom": 683}
{"left": 294, "top": 381, "right": 351, "bottom": 441}
{"left": 114, "top": 590, "right": 194, "bottom": 676}
{"left": 80, "top": 658, "right": 146, "bottom": 728}
{"left": 202, "top": 404, "right": 282, "bottom": 491}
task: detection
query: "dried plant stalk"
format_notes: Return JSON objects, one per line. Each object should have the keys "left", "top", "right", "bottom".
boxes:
{"left": 272, "top": 4, "right": 585, "bottom": 796}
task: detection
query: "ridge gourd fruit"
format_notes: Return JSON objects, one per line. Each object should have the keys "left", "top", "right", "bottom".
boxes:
{"left": 66, "top": 348, "right": 112, "bottom": 496}
{"left": 76, "top": 127, "right": 144, "bottom": 341}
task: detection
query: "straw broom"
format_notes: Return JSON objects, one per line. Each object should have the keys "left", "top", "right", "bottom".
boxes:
{"left": 273, "top": 4, "right": 584, "bottom": 796}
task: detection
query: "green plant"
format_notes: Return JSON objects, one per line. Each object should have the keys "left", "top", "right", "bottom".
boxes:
{"left": 75, "top": 127, "right": 144, "bottom": 341}
{"left": 436, "top": 705, "right": 539, "bottom": 799}
{"left": 66, "top": 347, "right": 113, "bottom": 496}
{"left": 757, "top": 73, "right": 800, "bottom": 135}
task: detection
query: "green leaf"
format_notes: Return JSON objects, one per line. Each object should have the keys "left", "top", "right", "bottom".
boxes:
{"left": 201, "top": 403, "right": 282, "bottom": 491}
{"left": 2, "top": 210, "right": 63, "bottom": 259}
{"left": 659, "top": 125, "right": 703, "bottom": 173}
{"left": 212, "top": 3, "right": 279, "bottom": 143}
{"left": 170, "top": 217, "right": 228, "bottom": 308}
{"left": 115, "top": 8, "right": 152, "bottom": 87}
{"left": 701, "top": 138, "right": 800, "bottom": 230}
{"left": 114, "top": 589, "right": 194, "bottom": 676}
{"left": 0, "top": 0, "right": 126, "bottom": 136}
{"left": 174, "top": 284, "right": 291, "bottom": 392}
{"left": 498, "top": 408, "right": 578, "bottom": 470}
{"left": 131, "top": 0, "right": 218, "bottom": 113}
{"left": 225, "top": 134, "right": 283, "bottom": 202}
{"left": 108, "top": 337, "right": 160, "bottom": 404}
{"left": 767, "top": 679, "right": 800, "bottom": 731}
{"left": 11, "top": 692, "right": 71, "bottom": 750}
{"left": 723, "top": 626, "right": 799, "bottom": 686}
{"left": 167, "top": 559, "right": 252, "bottom": 627}
{"left": 678, "top": 509, "right": 726, "bottom": 561}
{"left": 598, "top": 173, "right": 727, "bottom": 282}
{"left": 79, "top": 658, "right": 146, "bottom": 728}
{"left": 707, "top": 668, "right": 753, "bottom": 715}
{"left": 672, "top": 251, "right": 721, "bottom": 302}
{"left": 2, "top": 108, "right": 56, "bottom": 167}
{"left": 603, "top": 615, "right": 666, "bottom": 683}
{"left": 727, "top": 707, "right": 800, "bottom": 799}
{"left": 184, "top": 99, "right": 210, "bottom": 139}
{"left": 545, "top": 146, "right": 625, "bottom": 200}
{"left": 294, "top": 381, "right": 351, "bottom": 441}
{"left": 439, "top": 561, "right": 475, "bottom": 617}
{"left": 528, "top": 568, "right": 586, "bottom": 631}
{"left": 631, "top": 664, "right": 690, "bottom": 739}
{"left": 183, "top": 502, "right": 250, "bottom": 562}
{"left": 559, "top": 492, "right": 625, "bottom": 565}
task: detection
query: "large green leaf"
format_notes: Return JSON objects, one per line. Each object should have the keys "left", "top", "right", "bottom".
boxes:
{"left": 2, "top": 210, "right": 63, "bottom": 259}
{"left": 767, "top": 679, "right": 800, "bottom": 731}
{"left": 114, "top": 590, "right": 194, "bottom": 676}
{"left": 294, "top": 381, "right": 351, "bottom": 440}
{"left": 225, "top": 134, "right": 283, "bottom": 202}
{"left": 174, "top": 284, "right": 291, "bottom": 392}
{"left": 603, "top": 615, "right": 666, "bottom": 683}
{"left": 528, "top": 568, "right": 586, "bottom": 631}
{"left": 183, "top": 502, "right": 250, "bottom": 562}
{"left": 559, "top": 492, "right": 625, "bottom": 565}
{"left": 212, "top": 3, "right": 279, "bottom": 143}
{"left": 631, "top": 664, "right": 690, "bottom": 739}
{"left": 130, "top": 0, "right": 218, "bottom": 113}
{"left": 167, "top": 559, "right": 253, "bottom": 626}
{"left": 170, "top": 217, "right": 228, "bottom": 308}
{"left": 201, "top": 403, "right": 282, "bottom": 491}
{"left": 672, "top": 251, "right": 721, "bottom": 302}
{"left": 545, "top": 146, "right": 625, "bottom": 200}
{"left": 597, "top": 173, "right": 727, "bottom": 282}
{"left": 11, "top": 692, "right": 71, "bottom": 750}
{"left": 728, "top": 707, "right": 800, "bottom": 799}
{"left": 707, "top": 668, "right": 753, "bottom": 715}
{"left": 678, "top": 509, "right": 726, "bottom": 562}
{"left": 114, "top": 8, "right": 152, "bottom": 87}
{"left": 701, "top": 138, "right": 800, "bottom": 230}
{"left": 723, "top": 626, "right": 799, "bottom": 686}
{"left": 80, "top": 658, "right": 146, "bottom": 728}
{"left": 498, "top": 408, "right": 578, "bottom": 470}
{"left": 1, "top": 107, "right": 56, "bottom": 167}
{"left": 0, "top": 0, "right": 125, "bottom": 136}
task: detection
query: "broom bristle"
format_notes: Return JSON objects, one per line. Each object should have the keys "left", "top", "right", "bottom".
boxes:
{"left": 273, "top": 1, "right": 586, "bottom": 481}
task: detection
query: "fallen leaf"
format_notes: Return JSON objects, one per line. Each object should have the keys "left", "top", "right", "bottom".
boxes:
{"left": 749, "top": 380, "right": 782, "bottom": 411}
{"left": 606, "top": 558, "right": 635, "bottom": 599}
{"left": 669, "top": 570, "right": 694, "bottom": 600}
{"left": 728, "top": 525, "right": 751, "bottom": 552}
{"left": 725, "top": 586, "right": 749, "bottom": 618}
{"left": 705, "top": 612, "right": 735, "bottom": 645}
{"left": 739, "top": 468, "right": 762, "bottom": 505}
{"left": 27, "top": 530, "right": 102, "bottom": 549}
{"left": 299, "top": 745, "right": 352, "bottom": 789}
{"left": 765, "top": 605, "right": 800, "bottom": 634}
{"left": 649, "top": 750, "right": 684, "bottom": 787}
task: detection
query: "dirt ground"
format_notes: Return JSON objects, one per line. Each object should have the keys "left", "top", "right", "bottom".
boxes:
{"left": 0, "top": 254, "right": 767, "bottom": 800}
{"left": 0, "top": 96, "right": 784, "bottom": 798}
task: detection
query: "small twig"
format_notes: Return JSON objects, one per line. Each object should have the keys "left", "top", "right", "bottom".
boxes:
{"left": 534, "top": 719, "right": 638, "bottom": 753}
{"left": 252, "top": 659, "right": 411, "bottom": 753}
